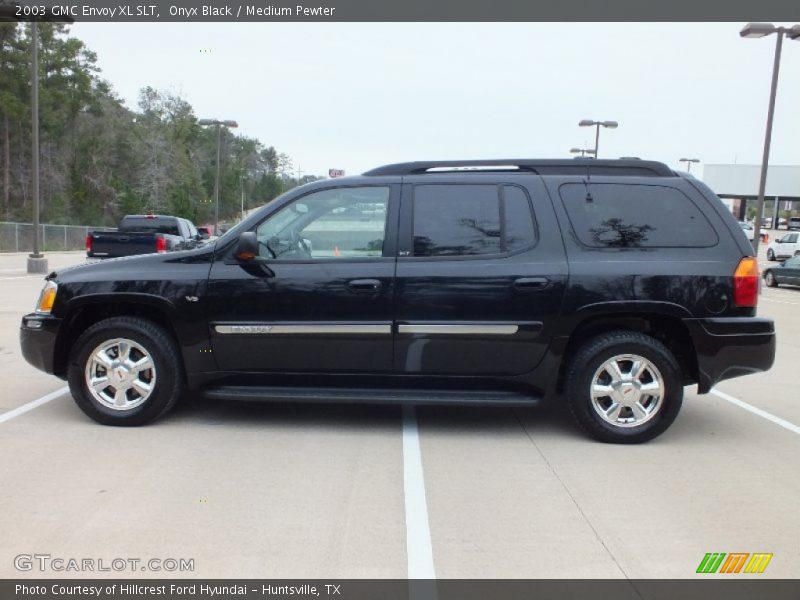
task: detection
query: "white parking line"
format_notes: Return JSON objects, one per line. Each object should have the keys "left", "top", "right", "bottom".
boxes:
{"left": 710, "top": 388, "right": 800, "bottom": 435}
{"left": 0, "top": 386, "right": 69, "bottom": 424}
{"left": 402, "top": 404, "right": 436, "bottom": 579}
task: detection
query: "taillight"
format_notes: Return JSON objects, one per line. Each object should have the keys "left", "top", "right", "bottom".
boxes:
{"left": 155, "top": 235, "right": 167, "bottom": 253}
{"left": 85, "top": 234, "right": 92, "bottom": 254}
{"left": 733, "top": 257, "right": 759, "bottom": 307}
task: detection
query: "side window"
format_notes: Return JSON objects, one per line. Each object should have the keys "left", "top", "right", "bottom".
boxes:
{"left": 503, "top": 185, "right": 537, "bottom": 253}
{"left": 412, "top": 184, "right": 537, "bottom": 257}
{"left": 559, "top": 183, "right": 718, "bottom": 248}
{"left": 256, "top": 186, "right": 390, "bottom": 260}
{"left": 788, "top": 234, "right": 798, "bottom": 243}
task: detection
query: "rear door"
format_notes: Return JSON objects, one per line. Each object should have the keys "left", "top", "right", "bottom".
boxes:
{"left": 393, "top": 175, "right": 567, "bottom": 376}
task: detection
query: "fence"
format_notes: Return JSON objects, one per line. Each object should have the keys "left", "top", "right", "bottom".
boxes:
{"left": 0, "top": 222, "right": 115, "bottom": 253}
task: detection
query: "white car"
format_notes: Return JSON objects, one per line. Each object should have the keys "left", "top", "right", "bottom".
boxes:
{"left": 766, "top": 232, "right": 800, "bottom": 261}
{"left": 738, "top": 222, "right": 768, "bottom": 244}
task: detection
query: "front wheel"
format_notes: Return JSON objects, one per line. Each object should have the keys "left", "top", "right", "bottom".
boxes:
{"left": 67, "top": 317, "right": 184, "bottom": 425}
{"left": 764, "top": 271, "right": 778, "bottom": 287}
{"left": 766, "top": 248, "right": 775, "bottom": 261}
{"left": 565, "top": 331, "right": 683, "bottom": 443}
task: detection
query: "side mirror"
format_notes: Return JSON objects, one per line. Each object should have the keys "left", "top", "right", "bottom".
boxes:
{"left": 235, "top": 232, "right": 260, "bottom": 261}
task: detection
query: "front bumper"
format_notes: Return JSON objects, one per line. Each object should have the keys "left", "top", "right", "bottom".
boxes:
{"left": 683, "top": 317, "right": 775, "bottom": 393}
{"left": 20, "top": 313, "right": 62, "bottom": 376}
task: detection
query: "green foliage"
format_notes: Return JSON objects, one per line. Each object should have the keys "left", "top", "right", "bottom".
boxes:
{"left": 0, "top": 23, "right": 316, "bottom": 227}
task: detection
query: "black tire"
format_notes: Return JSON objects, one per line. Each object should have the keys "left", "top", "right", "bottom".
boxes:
{"left": 764, "top": 270, "right": 778, "bottom": 287}
{"left": 766, "top": 248, "right": 775, "bottom": 261}
{"left": 565, "top": 330, "right": 683, "bottom": 444}
{"left": 67, "top": 316, "right": 184, "bottom": 426}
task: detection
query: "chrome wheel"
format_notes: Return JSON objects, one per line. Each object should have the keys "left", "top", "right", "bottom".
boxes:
{"left": 765, "top": 271, "right": 776, "bottom": 287}
{"left": 590, "top": 354, "right": 664, "bottom": 428}
{"left": 84, "top": 338, "right": 156, "bottom": 411}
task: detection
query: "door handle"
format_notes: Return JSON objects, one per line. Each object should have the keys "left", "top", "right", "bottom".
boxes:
{"left": 348, "top": 278, "right": 382, "bottom": 292}
{"left": 514, "top": 277, "right": 550, "bottom": 290}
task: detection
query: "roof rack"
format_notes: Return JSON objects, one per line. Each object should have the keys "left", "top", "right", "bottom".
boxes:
{"left": 363, "top": 159, "right": 674, "bottom": 177}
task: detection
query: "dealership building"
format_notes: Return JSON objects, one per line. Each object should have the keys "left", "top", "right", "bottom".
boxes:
{"left": 702, "top": 164, "right": 800, "bottom": 226}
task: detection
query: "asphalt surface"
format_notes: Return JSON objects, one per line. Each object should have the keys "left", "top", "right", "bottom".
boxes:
{"left": 0, "top": 246, "right": 798, "bottom": 580}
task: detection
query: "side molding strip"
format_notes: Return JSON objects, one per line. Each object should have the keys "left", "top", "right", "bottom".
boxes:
{"left": 398, "top": 324, "right": 519, "bottom": 335}
{"left": 214, "top": 324, "right": 391, "bottom": 335}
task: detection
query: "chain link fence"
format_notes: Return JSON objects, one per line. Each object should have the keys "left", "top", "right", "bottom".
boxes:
{"left": 0, "top": 222, "right": 115, "bottom": 253}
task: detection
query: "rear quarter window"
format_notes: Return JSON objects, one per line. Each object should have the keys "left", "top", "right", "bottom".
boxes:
{"left": 558, "top": 182, "right": 718, "bottom": 248}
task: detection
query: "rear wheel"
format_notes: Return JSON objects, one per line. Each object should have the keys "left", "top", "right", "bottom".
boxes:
{"left": 67, "top": 317, "right": 184, "bottom": 425}
{"left": 565, "top": 331, "right": 683, "bottom": 443}
{"left": 764, "top": 270, "right": 778, "bottom": 287}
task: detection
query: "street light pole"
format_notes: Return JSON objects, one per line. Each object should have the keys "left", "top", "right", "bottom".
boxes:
{"left": 751, "top": 31, "right": 782, "bottom": 255}
{"left": 679, "top": 158, "right": 700, "bottom": 173}
{"left": 594, "top": 123, "right": 600, "bottom": 159}
{"left": 199, "top": 118, "right": 238, "bottom": 236}
{"left": 27, "top": 22, "right": 47, "bottom": 273}
{"left": 570, "top": 147, "right": 596, "bottom": 158}
{"left": 579, "top": 119, "right": 618, "bottom": 158}
{"left": 240, "top": 174, "right": 245, "bottom": 220}
{"left": 740, "top": 22, "right": 800, "bottom": 254}
{"left": 214, "top": 123, "right": 221, "bottom": 234}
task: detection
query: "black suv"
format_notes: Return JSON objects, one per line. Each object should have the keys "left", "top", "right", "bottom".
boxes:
{"left": 20, "top": 159, "right": 775, "bottom": 443}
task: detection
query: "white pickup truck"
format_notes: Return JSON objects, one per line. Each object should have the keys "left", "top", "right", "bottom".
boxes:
{"left": 766, "top": 232, "right": 800, "bottom": 261}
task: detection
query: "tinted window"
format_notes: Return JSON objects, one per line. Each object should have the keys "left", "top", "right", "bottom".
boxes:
{"left": 256, "top": 186, "right": 389, "bottom": 260}
{"left": 785, "top": 256, "right": 800, "bottom": 268}
{"left": 412, "top": 184, "right": 536, "bottom": 257}
{"left": 503, "top": 185, "right": 537, "bottom": 252}
{"left": 559, "top": 183, "right": 717, "bottom": 248}
{"left": 120, "top": 217, "right": 180, "bottom": 236}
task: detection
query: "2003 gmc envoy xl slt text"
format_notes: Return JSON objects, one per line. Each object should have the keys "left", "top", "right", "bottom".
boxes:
{"left": 20, "top": 159, "right": 776, "bottom": 443}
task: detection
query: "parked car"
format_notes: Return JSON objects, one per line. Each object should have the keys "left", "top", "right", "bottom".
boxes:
{"left": 763, "top": 256, "right": 800, "bottom": 288}
{"left": 766, "top": 232, "right": 800, "bottom": 261}
{"left": 86, "top": 215, "right": 203, "bottom": 259}
{"left": 788, "top": 217, "right": 800, "bottom": 230}
{"left": 196, "top": 227, "right": 212, "bottom": 240}
{"left": 21, "top": 159, "right": 775, "bottom": 444}
{"left": 738, "top": 222, "right": 768, "bottom": 245}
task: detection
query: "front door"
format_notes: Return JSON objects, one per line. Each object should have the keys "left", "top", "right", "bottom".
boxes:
{"left": 207, "top": 184, "right": 398, "bottom": 373}
{"left": 393, "top": 177, "right": 567, "bottom": 376}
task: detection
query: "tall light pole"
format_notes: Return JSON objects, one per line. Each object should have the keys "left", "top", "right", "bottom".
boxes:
{"left": 570, "top": 147, "right": 596, "bottom": 158}
{"left": 26, "top": 21, "right": 47, "bottom": 273}
{"left": 198, "top": 118, "right": 238, "bottom": 235}
{"left": 240, "top": 174, "right": 245, "bottom": 220}
{"left": 579, "top": 119, "right": 618, "bottom": 158}
{"left": 679, "top": 158, "right": 700, "bottom": 173}
{"left": 740, "top": 22, "right": 800, "bottom": 254}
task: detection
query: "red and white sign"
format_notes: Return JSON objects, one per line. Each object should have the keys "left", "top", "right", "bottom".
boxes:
{"left": 328, "top": 169, "right": 345, "bottom": 178}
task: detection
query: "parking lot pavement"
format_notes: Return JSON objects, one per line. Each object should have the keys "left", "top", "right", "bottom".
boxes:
{"left": 1, "top": 248, "right": 798, "bottom": 579}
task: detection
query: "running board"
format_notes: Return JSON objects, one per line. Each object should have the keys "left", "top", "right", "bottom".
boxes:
{"left": 202, "top": 385, "right": 542, "bottom": 407}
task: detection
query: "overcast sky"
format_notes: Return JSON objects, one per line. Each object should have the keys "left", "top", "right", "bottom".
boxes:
{"left": 72, "top": 22, "right": 800, "bottom": 179}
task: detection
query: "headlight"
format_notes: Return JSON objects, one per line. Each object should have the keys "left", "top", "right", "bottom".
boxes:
{"left": 35, "top": 280, "right": 58, "bottom": 314}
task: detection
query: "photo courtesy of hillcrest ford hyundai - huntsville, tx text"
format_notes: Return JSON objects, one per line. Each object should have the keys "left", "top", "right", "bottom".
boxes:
{"left": 20, "top": 159, "right": 775, "bottom": 443}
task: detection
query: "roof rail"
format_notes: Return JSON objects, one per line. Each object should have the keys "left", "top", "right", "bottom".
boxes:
{"left": 363, "top": 159, "right": 674, "bottom": 177}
